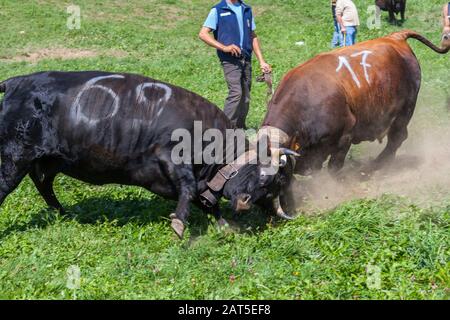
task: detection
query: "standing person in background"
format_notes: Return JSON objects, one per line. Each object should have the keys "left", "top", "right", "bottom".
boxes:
{"left": 336, "top": 0, "right": 360, "bottom": 46}
{"left": 443, "top": 3, "right": 450, "bottom": 113}
{"left": 198, "top": 0, "right": 271, "bottom": 129}
{"left": 331, "top": 0, "right": 342, "bottom": 48}
{"left": 443, "top": 2, "right": 450, "bottom": 33}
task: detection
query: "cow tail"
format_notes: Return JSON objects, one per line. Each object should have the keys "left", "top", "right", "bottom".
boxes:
{"left": 397, "top": 30, "right": 449, "bottom": 54}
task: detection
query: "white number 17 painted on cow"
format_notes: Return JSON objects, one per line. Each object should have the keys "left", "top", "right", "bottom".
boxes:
{"left": 336, "top": 50, "right": 373, "bottom": 88}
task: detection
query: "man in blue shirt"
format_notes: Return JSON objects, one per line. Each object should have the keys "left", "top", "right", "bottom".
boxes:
{"left": 199, "top": 0, "right": 271, "bottom": 129}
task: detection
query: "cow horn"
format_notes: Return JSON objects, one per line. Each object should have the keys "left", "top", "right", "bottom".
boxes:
{"left": 279, "top": 148, "right": 300, "bottom": 157}
{"left": 273, "top": 196, "right": 295, "bottom": 220}
{"left": 269, "top": 148, "right": 300, "bottom": 161}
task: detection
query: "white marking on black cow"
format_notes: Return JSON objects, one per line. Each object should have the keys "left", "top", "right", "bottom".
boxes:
{"left": 135, "top": 82, "right": 172, "bottom": 117}
{"left": 71, "top": 76, "right": 173, "bottom": 128}
{"left": 72, "top": 74, "right": 124, "bottom": 125}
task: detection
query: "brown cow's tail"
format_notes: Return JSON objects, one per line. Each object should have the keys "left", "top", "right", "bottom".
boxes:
{"left": 392, "top": 30, "right": 450, "bottom": 54}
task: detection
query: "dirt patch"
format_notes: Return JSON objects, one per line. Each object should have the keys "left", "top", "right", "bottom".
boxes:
{"left": 0, "top": 48, "right": 127, "bottom": 63}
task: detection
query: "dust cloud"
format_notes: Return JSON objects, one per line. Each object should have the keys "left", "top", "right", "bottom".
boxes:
{"left": 292, "top": 99, "right": 450, "bottom": 213}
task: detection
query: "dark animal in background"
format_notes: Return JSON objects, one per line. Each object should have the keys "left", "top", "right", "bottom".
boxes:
{"left": 261, "top": 30, "right": 449, "bottom": 211}
{"left": 376, "top": 0, "right": 407, "bottom": 24}
{"left": 0, "top": 71, "right": 295, "bottom": 238}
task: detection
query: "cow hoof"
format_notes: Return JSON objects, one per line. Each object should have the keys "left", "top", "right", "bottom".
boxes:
{"left": 171, "top": 217, "right": 185, "bottom": 239}
{"left": 217, "top": 217, "right": 229, "bottom": 228}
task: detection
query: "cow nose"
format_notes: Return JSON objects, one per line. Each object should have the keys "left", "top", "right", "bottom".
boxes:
{"left": 444, "top": 35, "right": 449, "bottom": 40}
{"left": 235, "top": 193, "right": 252, "bottom": 212}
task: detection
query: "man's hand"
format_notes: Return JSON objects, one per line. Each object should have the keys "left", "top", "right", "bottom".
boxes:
{"left": 341, "top": 26, "right": 347, "bottom": 34}
{"left": 199, "top": 27, "right": 242, "bottom": 56}
{"left": 222, "top": 44, "right": 241, "bottom": 57}
{"left": 260, "top": 61, "right": 272, "bottom": 73}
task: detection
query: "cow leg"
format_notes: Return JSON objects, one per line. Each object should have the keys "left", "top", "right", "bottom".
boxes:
{"left": 29, "top": 168, "right": 64, "bottom": 213}
{"left": 389, "top": 10, "right": 396, "bottom": 24}
{"left": 0, "top": 157, "right": 30, "bottom": 207}
{"left": 294, "top": 146, "right": 328, "bottom": 175}
{"left": 373, "top": 115, "right": 410, "bottom": 170}
{"left": 212, "top": 204, "right": 228, "bottom": 227}
{"left": 328, "top": 134, "right": 352, "bottom": 174}
{"left": 328, "top": 112, "right": 356, "bottom": 174}
{"left": 193, "top": 199, "right": 228, "bottom": 228}
{"left": 165, "top": 164, "right": 196, "bottom": 239}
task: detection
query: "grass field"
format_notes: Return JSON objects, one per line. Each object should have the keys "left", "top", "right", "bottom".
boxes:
{"left": 0, "top": 0, "right": 449, "bottom": 299}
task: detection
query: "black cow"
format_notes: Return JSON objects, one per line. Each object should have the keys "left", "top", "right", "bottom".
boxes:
{"left": 0, "top": 71, "right": 295, "bottom": 238}
{"left": 376, "top": 0, "right": 407, "bottom": 24}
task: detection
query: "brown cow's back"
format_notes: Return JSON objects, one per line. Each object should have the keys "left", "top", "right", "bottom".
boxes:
{"left": 265, "top": 32, "right": 421, "bottom": 146}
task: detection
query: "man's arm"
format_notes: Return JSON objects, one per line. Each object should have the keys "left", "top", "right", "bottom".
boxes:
{"left": 444, "top": 4, "right": 450, "bottom": 31}
{"left": 252, "top": 32, "right": 271, "bottom": 73}
{"left": 337, "top": 15, "right": 346, "bottom": 33}
{"left": 198, "top": 27, "right": 241, "bottom": 57}
{"left": 335, "top": 2, "right": 346, "bottom": 33}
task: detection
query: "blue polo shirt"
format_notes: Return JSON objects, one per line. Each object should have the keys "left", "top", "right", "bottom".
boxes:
{"left": 203, "top": 1, "right": 256, "bottom": 50}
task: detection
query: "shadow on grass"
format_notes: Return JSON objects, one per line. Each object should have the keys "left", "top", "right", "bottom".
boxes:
{"left": 0, "top": 194, "right": 273, "bottom": 240}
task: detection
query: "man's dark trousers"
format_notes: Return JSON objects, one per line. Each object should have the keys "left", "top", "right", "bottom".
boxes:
{"left": 221, "top": 57, "right": 252, "bottom": 129}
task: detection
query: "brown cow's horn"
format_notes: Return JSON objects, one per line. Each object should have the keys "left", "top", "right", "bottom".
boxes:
{"left": 273, "top": 196, "right": 295, "bottom": 220}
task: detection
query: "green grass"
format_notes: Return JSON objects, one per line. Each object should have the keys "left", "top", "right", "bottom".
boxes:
{"left": 0, "top": 0, "right": 449, "bottom": 299}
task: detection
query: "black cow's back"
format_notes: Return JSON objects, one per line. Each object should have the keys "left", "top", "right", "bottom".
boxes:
{"left": 0, "top": 71, "right": 232, "bottom": 187}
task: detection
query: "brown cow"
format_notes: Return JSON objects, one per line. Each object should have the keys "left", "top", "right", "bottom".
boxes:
{"left": 260, "top": 30, "right": 449, "bottom": 210}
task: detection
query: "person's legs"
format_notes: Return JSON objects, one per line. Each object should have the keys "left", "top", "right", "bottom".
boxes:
{"left": 331, "top": 20, "right": 342, "bottom": 48}
{"left": 351, "top": 26, "right": 357, "bottom": 45}
{"left": 236, "top": 59, "right": 252, "bottom": 129}
{"left": 345, "top": 26, "right": 357, "bottom": 46}
{"left": 222, "top": 60, "right": 244, "bottom": 127}
{"left": 345, "top": 27, "right": 356, "bottom": 46}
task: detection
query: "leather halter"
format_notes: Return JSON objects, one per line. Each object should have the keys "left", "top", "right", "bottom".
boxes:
{"left": 199, "top": 127, "right": 293, "bottom": 208}
{"left": 200, "top": 150, "right": 257, "bottom": 208}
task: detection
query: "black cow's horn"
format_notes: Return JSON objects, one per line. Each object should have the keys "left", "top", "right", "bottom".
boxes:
{"left": 279, "top": 148, "right": 300, "bottom": 157}
{"left": 273, "top": 196, "right": 295, "bottom": 220}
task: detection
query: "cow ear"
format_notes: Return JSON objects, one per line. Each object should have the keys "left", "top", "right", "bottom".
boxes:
{"left": 288, "top": 132, "right": 301, "bottom": 154}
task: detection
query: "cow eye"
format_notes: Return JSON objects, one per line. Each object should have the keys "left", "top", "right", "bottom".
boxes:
{"left": 260, "top": 169, "right": 267, "bottom": 178}
{"left": 259, "top": 169, "right": 271, "bottom": 186}
{"left": 279, "top": 155, "right": 287, "bottom": 167}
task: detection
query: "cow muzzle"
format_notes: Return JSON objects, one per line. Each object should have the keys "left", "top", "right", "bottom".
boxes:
{"left": 235, "top": 193, "right": 252, "bottom": 212}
